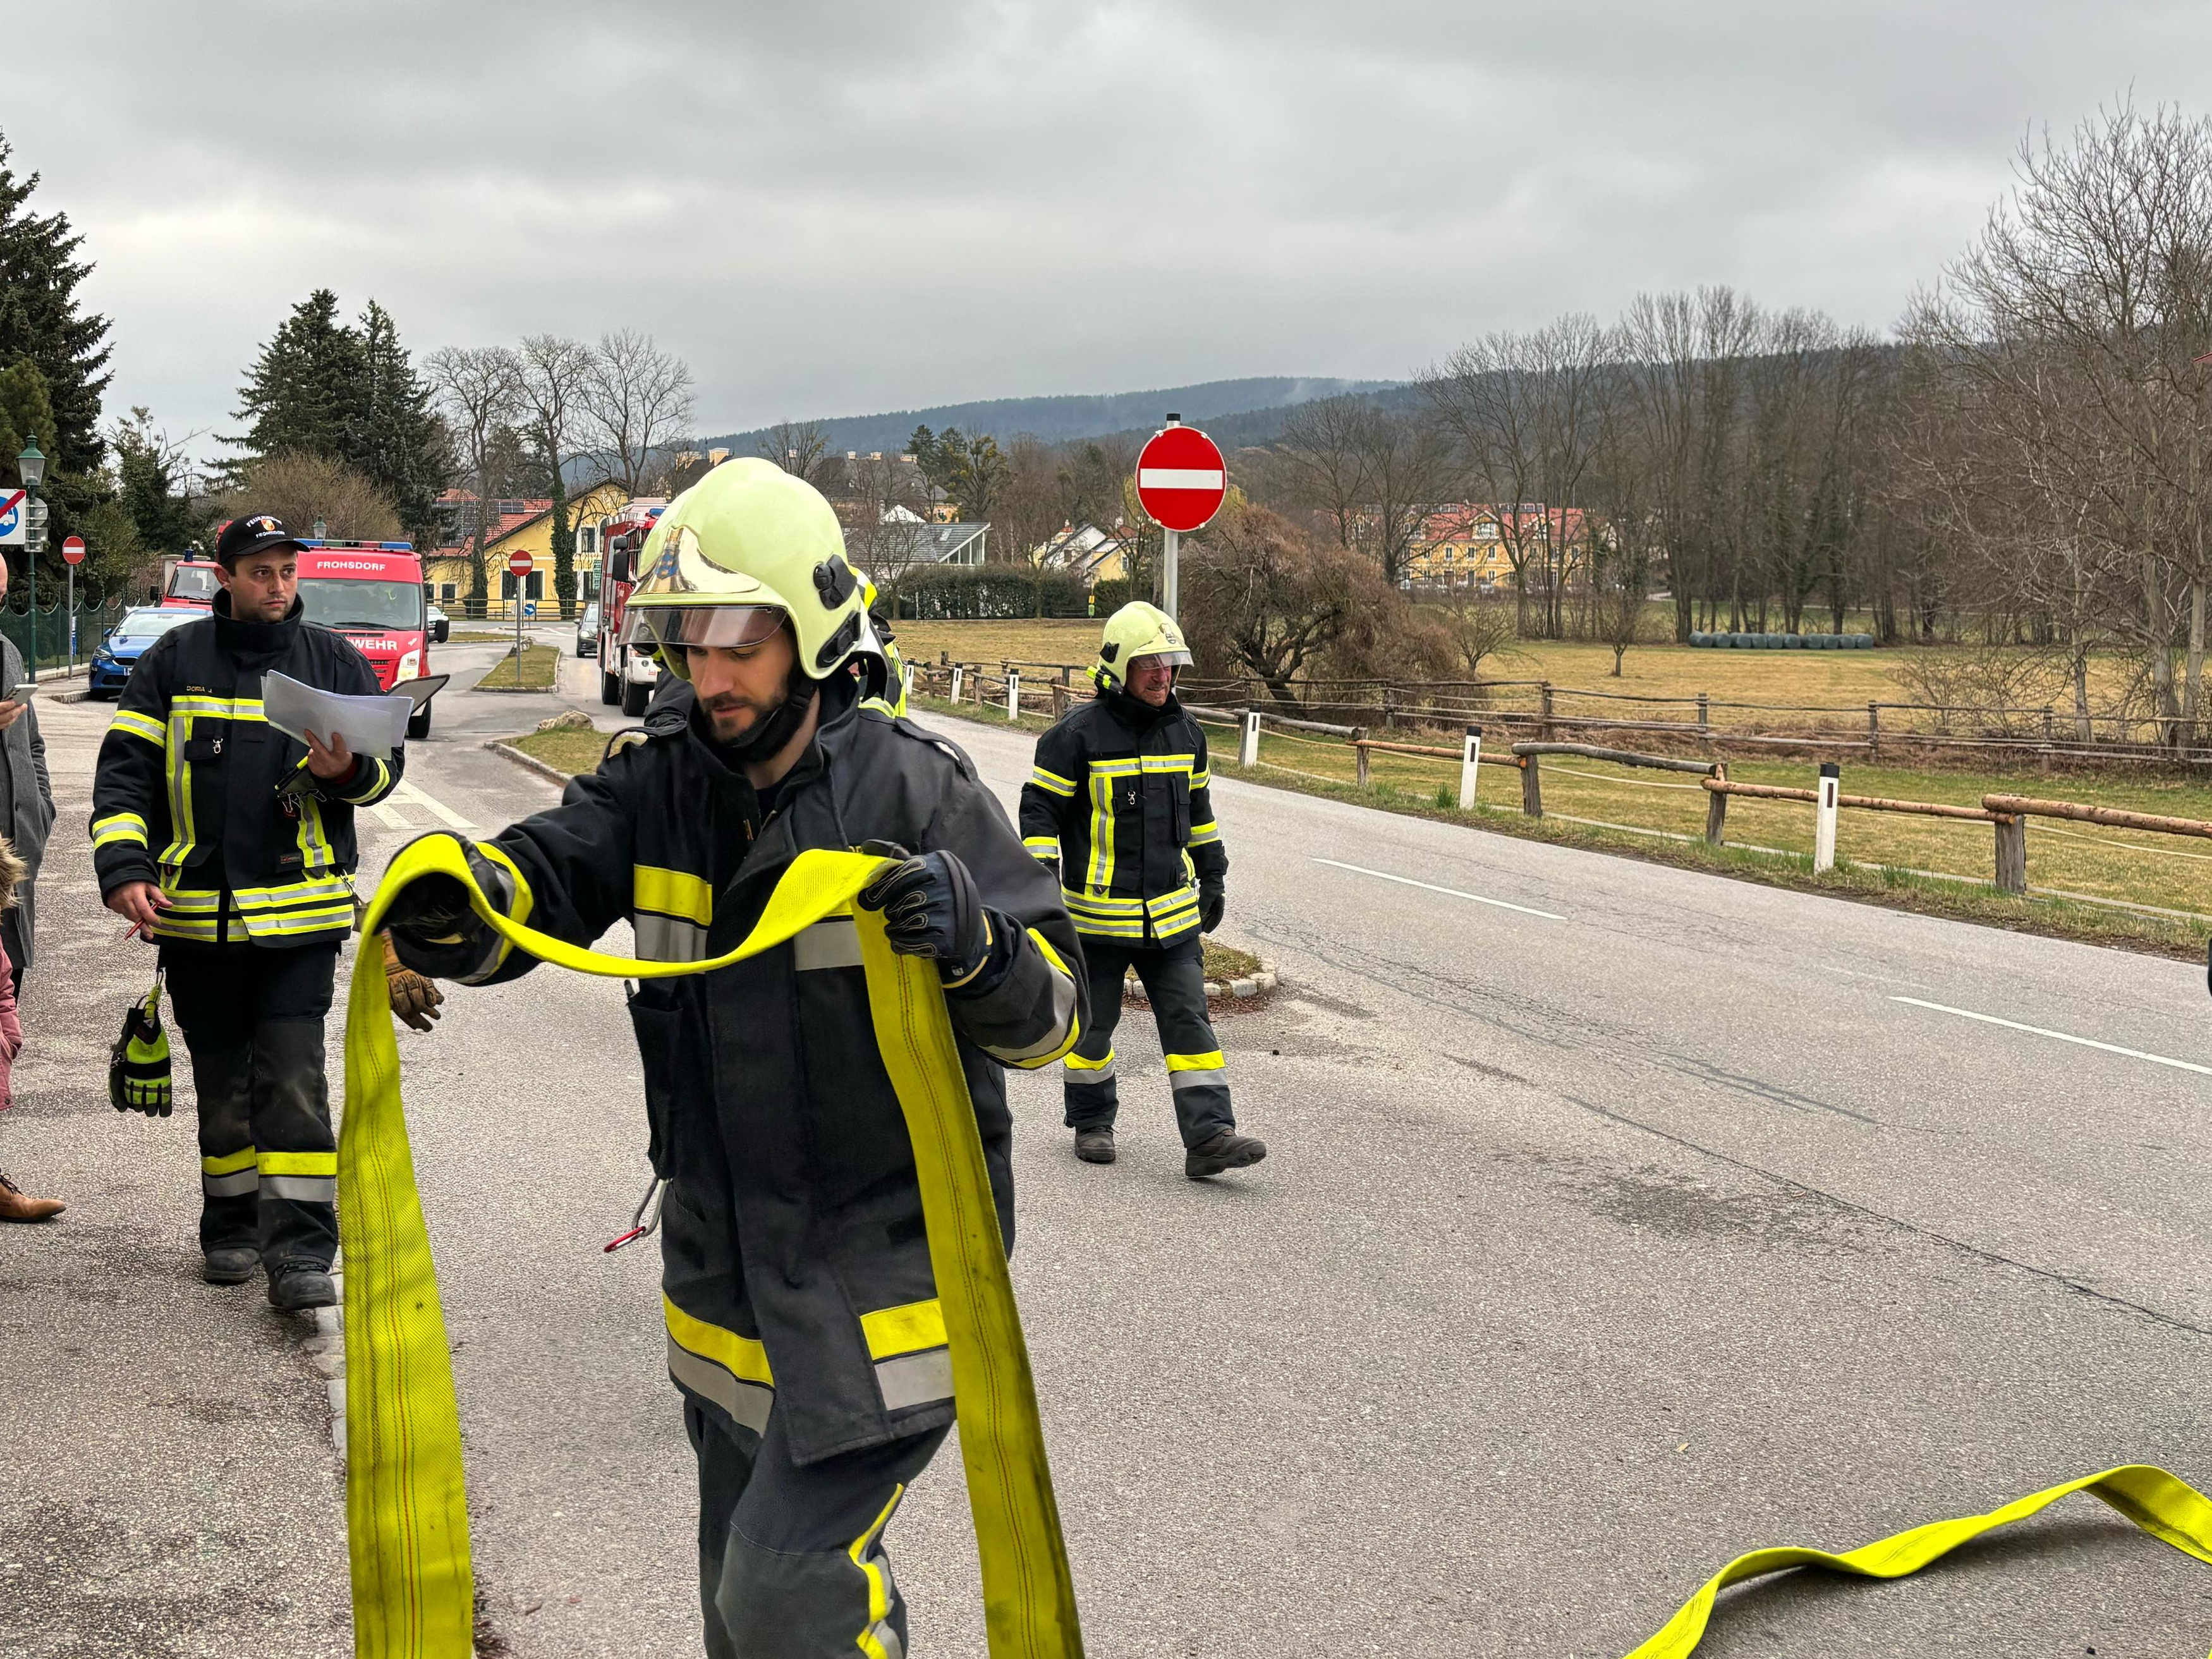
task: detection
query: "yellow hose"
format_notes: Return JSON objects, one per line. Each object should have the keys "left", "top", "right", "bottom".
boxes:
{"left": 341, "top": 838, "right": 1083, "bottom": 1657}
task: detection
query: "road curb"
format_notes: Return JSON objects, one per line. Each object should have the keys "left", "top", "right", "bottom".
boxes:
{"left": 1131, "top": 957, "right": 1279, "bottom": 1007}
{"left": 485, "top": 739, "right": 579, "bottom": 787}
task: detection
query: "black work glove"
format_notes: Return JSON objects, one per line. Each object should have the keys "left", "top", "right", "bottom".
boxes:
{"left": 859, "top": 848, "right": 990, "bottom": 985}
{"left": 383, "top": 870, "right": 473, "bottom": 948}
{"left": 1200, "top": 881, "right": 1225, "bottom": 934}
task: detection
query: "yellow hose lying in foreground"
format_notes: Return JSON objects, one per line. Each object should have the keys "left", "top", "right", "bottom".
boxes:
{"left": 1620, "top": 1461, "right": 2212, "bottom": 1658}
{"left": 341, "top": 838, "right": 1083, "bottom": 1658}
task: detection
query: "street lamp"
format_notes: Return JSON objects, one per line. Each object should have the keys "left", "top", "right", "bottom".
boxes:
{"left": 15, "top": 441, "right": 44, "bottom": 494}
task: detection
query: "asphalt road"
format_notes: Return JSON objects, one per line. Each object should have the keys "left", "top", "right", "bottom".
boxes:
{"left": 6, "top": 638, "right": 2211, "bottom": 1657}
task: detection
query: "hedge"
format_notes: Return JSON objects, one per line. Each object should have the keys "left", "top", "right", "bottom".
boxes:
{"left": 888, "top": 566, "right": 1091, "bottom": 620}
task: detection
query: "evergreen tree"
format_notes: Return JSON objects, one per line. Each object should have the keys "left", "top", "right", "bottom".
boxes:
{"left": 0, "top": 131, "right": 112, "bottom": 474}
{"left": 112, "top": 407, "right": 204, "bottom": 556}
{"left": 353, "top": 300, "right": 448, "bottom": 545}
{"left": 234, "top": 288, "right": 368, "bottom": 465}
{"left": 0, "top": 359, "right": 56, "bottom": 483}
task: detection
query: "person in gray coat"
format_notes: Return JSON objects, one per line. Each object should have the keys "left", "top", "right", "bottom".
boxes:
{"left": 0, "top": 548, "right": 58, "bottom": 1224}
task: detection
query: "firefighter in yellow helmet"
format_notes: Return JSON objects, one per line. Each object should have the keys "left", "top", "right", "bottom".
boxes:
{"left": 382, "top": 458, "right": 1085, "bottom": 1655}
{"left": 1019, "top": 601, "right": 1266, "bottom": 1176}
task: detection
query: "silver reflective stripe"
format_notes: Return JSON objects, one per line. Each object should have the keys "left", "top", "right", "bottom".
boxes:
{"left": 263, "top": 1175, "right": 337, "bottom": 1204}
{"left": 1066, "top": 1057, "right": 1116, "bottom": 1085}
{"left": 635, "top": 913, "right": 710, "bottom": 962}
{"left": 793, "top": 916, "right": 863, "bottom": 971}
{"left": 875, "top": 1347, "right": 954, "bottom": 1412}
{"left": 986, "top": 965, "right": 1079, "bottom": 1063}
{"left": 1169, "top": 1067, "right": 1227, "bottom": 1094}
{"left": 666, "top": 1332, "right": 774, "bottom": 1433}
{"left": 873, "top": 1620, "right": 904, "bottom": 1659}
{"left": 202, "top": 1169, "right": 259, "bottom": 1198}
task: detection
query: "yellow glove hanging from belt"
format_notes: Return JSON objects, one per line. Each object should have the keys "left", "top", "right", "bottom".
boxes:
{"left": 380, "top": 930, "right": 444, "bottom": 1033}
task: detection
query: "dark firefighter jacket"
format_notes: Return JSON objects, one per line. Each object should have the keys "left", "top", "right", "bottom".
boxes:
{"left": 90, "top": 596, "right": 402, "bottom": 947}
{"left": 1018, "top": 683, "right": 1227, "bottom": 945}
{"left": 396, "top": 672, "right": 1085, "bottom": 1464}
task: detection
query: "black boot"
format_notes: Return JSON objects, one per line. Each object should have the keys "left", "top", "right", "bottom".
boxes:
{"left": 268, "top": 1263, "right": 336, "bottom": 1312}
{"left": 204, "top": 1246, "right": 258, "bottom": 1284}
{"left": 1185, "top": 1129, "right": 1266, "bottom": 1179}
{"left": 1073, "top": 1128, "right": 1116, "bottom": 1164}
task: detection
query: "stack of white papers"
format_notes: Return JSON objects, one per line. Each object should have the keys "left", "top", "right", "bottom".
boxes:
{"left": 262, "top": 671, "right": 413, "bottom": 760}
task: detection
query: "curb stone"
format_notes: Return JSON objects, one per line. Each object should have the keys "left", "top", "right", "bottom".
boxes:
{"left": 1131, "top": 957, "right": 1278, "bottom": 1007}
{"left": 486, "top": 738, "right": 581, "bottom": 787}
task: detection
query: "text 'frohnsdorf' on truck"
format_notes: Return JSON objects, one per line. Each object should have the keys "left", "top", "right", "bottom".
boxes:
{"left": 593, "top": 499, "right": 667, "bottom": 717}
{"left": 157, "top": 538, "right": 441, "bottom": 738}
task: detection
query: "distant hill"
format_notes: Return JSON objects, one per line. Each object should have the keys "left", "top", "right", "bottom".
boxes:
{"left": 701, "top": 376, "right": 1403, "bottom": 458}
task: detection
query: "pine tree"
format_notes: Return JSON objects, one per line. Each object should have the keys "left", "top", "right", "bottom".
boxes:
{"left": 353, "top": 300, "right": 448, "bottom": 545}
{"left": 0, "top": 131, "right": 112, "bottom": 474}
{"left": 234, "top": 289, "right": 370, "bottom": 464}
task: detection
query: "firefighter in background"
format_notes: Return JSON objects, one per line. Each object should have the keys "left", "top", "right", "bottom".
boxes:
{"left": 1019, "top": 601, "right": 1267, "bottom": 1177}
{"left": 381, "top": 459, "right": 1084, "bottom": 1657}
{"left": 92, "top": 514, "right": 403, "bottom": 1310}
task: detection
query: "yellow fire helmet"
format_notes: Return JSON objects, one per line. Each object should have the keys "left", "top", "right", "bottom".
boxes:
{"left": 618, "top": 458, "right": 887, "bottom": 691}
{"left": 1093, "top": 600, "right": 1192, "bottom": 693}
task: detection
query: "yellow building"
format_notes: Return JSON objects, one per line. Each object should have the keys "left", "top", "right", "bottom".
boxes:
{"left": 424, "top": 482, "right": 630, "bottom": 616}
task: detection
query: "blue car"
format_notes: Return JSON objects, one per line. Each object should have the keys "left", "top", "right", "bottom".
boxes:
{"left": 88, "top": 607, "right": 202, "bottom": 698}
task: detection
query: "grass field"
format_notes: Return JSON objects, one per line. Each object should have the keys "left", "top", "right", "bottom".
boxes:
{"left": 505, "top": 727, "right": 608, "bottom": 772}
{"left": 473, "top": 643, "right": 559, "bottom": 692}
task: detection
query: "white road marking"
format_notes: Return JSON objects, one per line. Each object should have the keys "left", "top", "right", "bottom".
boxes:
{"left": 1890, "top": 995, "right": 2212, "bottom": 1077}
{"left": 369, "top": 779, "right": 475, "bottom": 832}
{"left": 1311, "top": 858, "right": 1564, "bottom": 920}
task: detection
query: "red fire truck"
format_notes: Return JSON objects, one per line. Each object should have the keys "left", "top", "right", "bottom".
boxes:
{"left": 165, "top": 537, "right": 440, "bottom": 738}
{"left": 594, "top": 499, "right": 667, "bottom": 716}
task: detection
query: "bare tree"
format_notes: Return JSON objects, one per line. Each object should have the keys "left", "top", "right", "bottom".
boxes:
{"left": 758, "top": 420, "right": 833, "bottom": 485}
{"left": 425, "top": 344, "right": 525, "bottom": 608}
{"left": 1275, "top": 394, "right": 1373, "bottom": 548}
{"left": 585, "top": 329, "right": 695, "bottom": 497}
{"left": 520, "top": 334, "right": 595, "bottom": 618}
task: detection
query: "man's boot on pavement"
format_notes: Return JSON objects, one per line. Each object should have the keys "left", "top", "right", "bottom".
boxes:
{"left": 0, "top": 1171, "right": 63, "bottom": 1222}
{"left": 268, "top": 1263, "right": 337, "bottom": 1312}
{"left": 1073, "top": 1127, "right": 1116, "bottom": 1164}
{"left": 203, "top": 1247, "right": 258, "bottom": 1285}
{"left": 1185, "top": 1129, "right": 1267, "bottom": 1180}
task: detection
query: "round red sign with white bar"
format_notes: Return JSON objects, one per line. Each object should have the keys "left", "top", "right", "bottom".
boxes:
{"left": 1135, "top": 424, "right": 1227, "bottom": 533}
{"left": 507, "top": 549, "right": 534, "bottom": 579}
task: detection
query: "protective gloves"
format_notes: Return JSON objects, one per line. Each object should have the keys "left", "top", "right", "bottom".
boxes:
{"left": 858, "top": 847, "right": 993, "bottom": 987}
{"left": 1199, "top": 881, "right": 1226, "bottom": 934}
{"left": 382, "top": 930, "right": 444, "bottom": 1032}
{"left": 380, "top": 833, "right": 504, "bottom": 981}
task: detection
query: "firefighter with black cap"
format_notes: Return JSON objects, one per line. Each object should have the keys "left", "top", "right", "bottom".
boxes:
{"left": 379, "top": 458, "right": 1085, "bottom": 1657}
{"left": 90, "top": 513, "right": 403, "bottom": 1311}
{"left": 1020, "top": 600, "right": 1267, "bottom": 1176}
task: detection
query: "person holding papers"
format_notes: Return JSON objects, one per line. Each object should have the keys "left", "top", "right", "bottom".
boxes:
{"left": 88, "top": 513, "right": 403, "bottom": 1311}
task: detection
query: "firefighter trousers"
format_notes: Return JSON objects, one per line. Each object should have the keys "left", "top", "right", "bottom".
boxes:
{"left": 688, "top": 1399, "right": 948, "bottom": 1658}
{"left": 1063, "top": 932, "right": 1234, "bottom": 1148}
{"left": 161, "top": 940, "right": 339, "bottom": 1272}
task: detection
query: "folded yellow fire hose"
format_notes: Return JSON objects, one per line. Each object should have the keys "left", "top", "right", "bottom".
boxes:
{"left": 344, "top": 839, "right": 1081, "bottom": 1657}
{"left": 343, "top": 841, "right": 2212, "bottom": 1659}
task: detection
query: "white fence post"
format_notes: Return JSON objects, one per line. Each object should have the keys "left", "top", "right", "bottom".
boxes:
{"left": 1458, "top": 724, "right": 1483, "bottom": 810}
{"left": 1239, "top": 707, "right": 1261, "bottom": 769}
{"left": 1007, "top": 669, "right": 1021, "bottom": 721}
{"left": 901, "top": 662, "right": 914, "bottom": 705}
{"left": 1814, "top": 761, "right": 1840, "bottom": 872}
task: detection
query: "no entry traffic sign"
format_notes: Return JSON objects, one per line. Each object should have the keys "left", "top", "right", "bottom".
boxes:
{"left": 1136, "top": 423, "right": 1226, "bottom": 533}
{"left": 507, "top": 549, "right": 533, "bottom": 579}
{"left": 61, "top": 535, "right": 85, "bottom": 566}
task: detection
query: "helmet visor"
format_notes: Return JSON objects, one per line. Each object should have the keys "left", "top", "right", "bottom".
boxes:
{"left": 1129, "top": 649, "right": 1193, "bottom": 671}
{"left": 619, "top": 604, "right": 787, "bottom": 652}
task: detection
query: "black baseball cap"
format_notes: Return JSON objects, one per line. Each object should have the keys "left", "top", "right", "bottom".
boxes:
{"left": 214, "top": 513, "right": 305, "bottom": 567}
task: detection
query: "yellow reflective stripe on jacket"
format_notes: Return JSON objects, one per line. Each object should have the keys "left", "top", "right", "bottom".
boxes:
{"left": 1139, "top": 753, "right": 1195, "bottom": 775}
{"left": 346, "top": 842, "right": 1083, "bottom": 1658}
{"left": 1623, "top": 1462, "right": 2212, "bottom": 1659}
{"left": 111, "top": 709, "right": 167, "bottom": 749}
{"left": 861, "top": 1298, "right": 947, "bottom": 1361}
{"left": 663, "top": 1292, "right": 774, "bottom": 1385}
{"left": 172, "top": 695, "right": 267, "bottom": 720}
{"left": 92, "top": 811, "right": 149, "bottom": 848}
{"left": 1188, "top": 819, "right": 1221, "bottom": 847}
{"left": 997, "top": 926, "right": 1083, "bottom": 1070}
{"left": 634, "top": 865, "right": 713, "bottom": 927}
{"left": 1021, "top": 835, "right": 1059, "bottom": 861}
{"left": 473, "top": 842, "right": 535, "bottom": 976}
{"left": 1027, "top": 766, "right": 1077, "bottom": 798}
{"left": 1084, "top": 769, "right": 1116, "bottom": 891}
{"left": 335, "top": 753, "right": 392, "bottom": 804}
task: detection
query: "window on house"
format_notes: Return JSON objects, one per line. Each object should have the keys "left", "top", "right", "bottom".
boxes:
{"left": 440, "top": 583, "right": 457, "bottom": 602}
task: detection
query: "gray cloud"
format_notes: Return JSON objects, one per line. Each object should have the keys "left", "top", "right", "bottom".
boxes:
{"left": 18, "top": 1, "right": 2211, "bottom": 453}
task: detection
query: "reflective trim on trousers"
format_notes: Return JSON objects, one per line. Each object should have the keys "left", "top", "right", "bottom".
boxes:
{"left": 202, "top": 1150, "right": 260, "bottom": 1200}
{"left": 1167, "top": 1050, "right": 1227, "bottom": 1093}
{"left": 669, "top": 1332, "right": 775, "bottom": 1434}
{"left": 264, "top": 1174, "right": 337, "bottom": 1203}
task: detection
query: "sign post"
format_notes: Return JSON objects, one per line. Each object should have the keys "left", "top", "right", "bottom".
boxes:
{"left": 1134, "top": 415, "right": 1227, "bottom": 625}
{"left": 61, "top": 535, "right": 84, "bottom": 678}
{"left": 507, "top": 549, "right": 534, "bottom": 688}
{"left": 1814, "top": 762, "right": 1840, "bottom": 872}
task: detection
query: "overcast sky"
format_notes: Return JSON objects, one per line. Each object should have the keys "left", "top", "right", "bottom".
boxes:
{"left": 19, "top": 1, "right": 2212, "bottom": 454}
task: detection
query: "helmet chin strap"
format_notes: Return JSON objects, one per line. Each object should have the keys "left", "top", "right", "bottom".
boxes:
{"left": 718, "top": 670, "right": 818, "bottom": 765}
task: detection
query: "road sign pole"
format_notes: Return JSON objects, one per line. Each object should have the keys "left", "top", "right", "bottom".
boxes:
{"left": 65, "top": 565, "right": 73, "bottom": 678}
{"left": 1163, "top": 528, "right": 1179, "bottom": 623}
